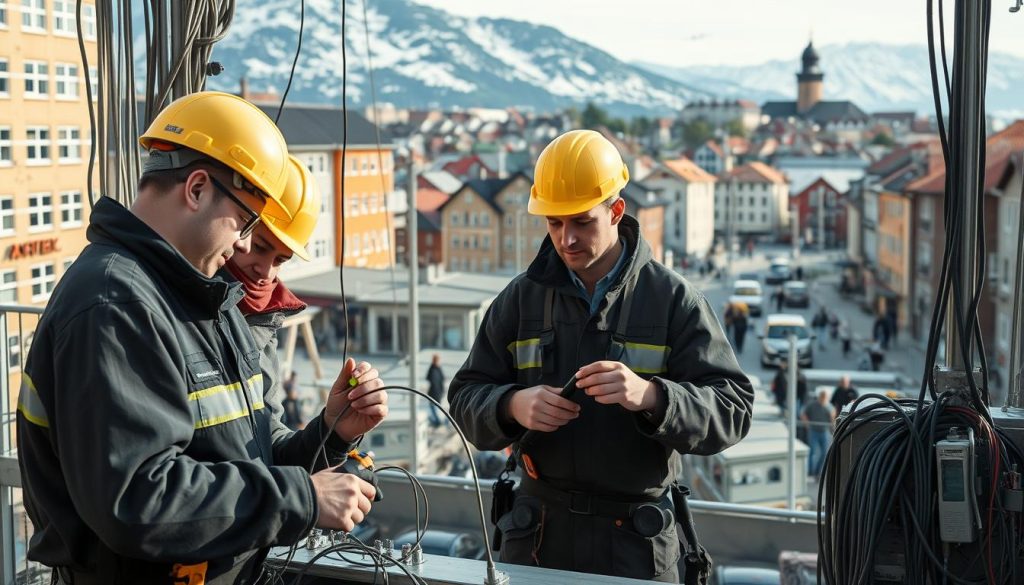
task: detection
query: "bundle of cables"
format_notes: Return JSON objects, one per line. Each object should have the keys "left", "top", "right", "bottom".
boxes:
{"left": 818, "top": 0, "right": 1024, "bottom": 583}
{"left": 258, "top": 384, "right": 498, "bottom": 585}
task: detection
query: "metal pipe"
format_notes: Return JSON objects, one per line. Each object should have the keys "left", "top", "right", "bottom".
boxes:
{"left": 945, "top": 0, "right": 984, "bottom": 369}
{"left": 787, "top": 334, "right": 799, "bottom": 510}
{"left": 407, "top": 164, "right": 420, "bottom": 473}
{"left": 1007, "top": 167, "right": 1024, "bottom": 409}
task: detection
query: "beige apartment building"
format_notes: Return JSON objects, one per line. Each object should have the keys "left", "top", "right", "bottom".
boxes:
{"left": 1, "top": 1, "right": 97, "bottom": 380}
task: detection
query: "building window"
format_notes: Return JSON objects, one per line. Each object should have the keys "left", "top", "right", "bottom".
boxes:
{"left": 24, "top": 61, "right": 49, "bottom": 98}
{"left": 88, "top": 66, "right": 98, "bottom": 100}
{"left": 21, "top": 0, "right": 46, "bottom": 32}
{"left": 28, "top": 193, "right": 52, "bottom": 231}
{"left": 30, "top": 263, "right": 55, "bottom": 301}
{"left": 0, "top": 126, "right": 11, "bottom": 164}
{"left": 57, "top": 127, "right": 81, "bottom": 162}
{"left": 60, "top": 191, "right": 82, "bottom": 226}
{"left": 0, "top": 196, "right": 13, "bottom": 235}
{"left": 53, "top": 0, "right": 75, "bottom": 34}
{"left": 26, "top": 126, "right": 50, "bottom": 164}
{"left": 62, "top": 257, "right": 76, "bottom": 272}
{"left": 762, "top": 213, "right": 768, "bottom": 223}
{"left": 369, "top": 193, "right": 378, "bottom": 214}
{"left": 54, "top": 63, "right": 79, "bottom": 98}
{"left": 450, "top": 213, "right": 459, "bottom": 226}
{"left": 359, "top": 194, "right": 368, "bottom": 214}
{"left": 482, "top": 235, "right": 490, "bottom": 250}
{"left": 0, "top": 269, "right": 16, "bottom": 302}
{"left": 451, "top": 235, "right": 460, "bottom": 249}
{"left": 0, "top": 2, "right": 7, "bottom": 27}
{"left": 0, "top": 59, "right": 8, "bottom": 96}
{"left": 7, "top": 333, "right": 20, "bottom": 370}
{"left": 82, "top": 3, "right": 96, "bottom": 39}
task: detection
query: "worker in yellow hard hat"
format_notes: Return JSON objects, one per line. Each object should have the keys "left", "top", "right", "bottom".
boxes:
{"left": 449, "top": 129, "right": 753, "bottom": 582}
{"left": 17, "top": 92, "right": 381, "bottom": 584}
{"left": 225, "top": 155, "right": 388, "bottom": 478}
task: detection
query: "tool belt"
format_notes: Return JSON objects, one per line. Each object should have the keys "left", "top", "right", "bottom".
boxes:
{"left": 519, "top": 475, "right": 668, "bottom": 519}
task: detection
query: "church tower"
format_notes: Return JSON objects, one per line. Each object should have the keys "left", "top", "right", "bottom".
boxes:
{"left": 797, "top": 40, "right": 824, "bottom": 114}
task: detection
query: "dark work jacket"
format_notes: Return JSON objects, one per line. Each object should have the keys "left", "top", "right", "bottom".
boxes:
{"left": 15, "top": 198, "right": 340, "bottom": 584}
{"left": 448, "top": 215, "right": 754, "bottom": 500}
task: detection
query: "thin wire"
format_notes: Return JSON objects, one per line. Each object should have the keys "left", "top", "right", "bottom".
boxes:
{"left": 276, "top": 0, "right": 305, "bottom": 124}
{"left": 340, "top": 0, "right": 351, "bottom": 364}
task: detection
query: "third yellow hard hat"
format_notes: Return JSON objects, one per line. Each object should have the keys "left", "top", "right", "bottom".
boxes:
{"left": 140, "top": 91, "right": 292, "bottom": 220}
{"left": 528, "top": 129, "right": 629, "bottom": 216}
{"left": 261, "top": 156, "right": 322, "bottom": 261}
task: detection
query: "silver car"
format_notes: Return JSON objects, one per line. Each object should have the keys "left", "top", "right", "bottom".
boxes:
{"left": 760, "top": 314, "right": 813, "bottom": 368}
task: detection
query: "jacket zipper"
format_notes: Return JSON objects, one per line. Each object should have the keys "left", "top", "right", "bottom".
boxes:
{"left": 218, "top": 315, "right": 268, "bottom": 464}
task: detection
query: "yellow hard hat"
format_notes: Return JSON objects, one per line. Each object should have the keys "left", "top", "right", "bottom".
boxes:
{"left": 139, "top": 91, "right": 292, "bottom": 220}
{"left": 528, "top": 129, "right": 630, "bottom": 216}
{"left": 261, "top": 156, "right": 322, "bottom": 261}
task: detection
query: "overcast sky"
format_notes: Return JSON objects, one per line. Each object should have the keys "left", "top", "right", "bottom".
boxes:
{"left": 414, "top": 0, "right": 1024, "bottom": 66}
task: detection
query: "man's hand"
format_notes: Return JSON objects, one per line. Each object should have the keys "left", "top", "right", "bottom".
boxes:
{"left": 324, "top": 358, "right": 388, "bottom": 442}
{"left": 310, "top": 468, "right": 376, "bottom": 532}
{"left": 575, "top": 361, "right": 660, "bottom": 412}
{"left": 507, "top": 385, "right": 580, "bottom": 432}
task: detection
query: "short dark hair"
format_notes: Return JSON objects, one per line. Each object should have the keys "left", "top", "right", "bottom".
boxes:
{"left": 138, "top": 157, "right": 234, "bottom": 194}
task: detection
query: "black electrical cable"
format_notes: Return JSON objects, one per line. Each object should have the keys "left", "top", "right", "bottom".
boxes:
{"left": 275, "top": 0, "right": 305, "bottom": 124}
{"left": 375, "top": 465, "right": 430, "bottom": 551}
{"left": 339, "top": 0, "right": 351, "bottom": 365}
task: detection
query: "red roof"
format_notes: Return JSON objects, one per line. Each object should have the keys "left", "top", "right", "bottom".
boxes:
{"left": 908, "top": 120, "right": 1024, "bottom": 194}
{"left": 721, "top": 161, "right": 788, "bottom": 185}
{"left": 416, "top": 188, "right": 449, "bottom": 213}
{"left": 662, "top": 157, "right": 716, "bottom": 183}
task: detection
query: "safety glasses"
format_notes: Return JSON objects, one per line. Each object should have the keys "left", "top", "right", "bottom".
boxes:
{"left": 209, "top": 175, "right": 261, "bottom": 238}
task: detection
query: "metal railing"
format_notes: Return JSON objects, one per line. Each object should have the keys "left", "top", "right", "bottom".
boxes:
{"left": 0, "top": 304, "right": 46, "bottom": 585}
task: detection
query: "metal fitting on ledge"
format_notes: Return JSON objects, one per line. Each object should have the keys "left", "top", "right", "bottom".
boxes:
{"left": 401, "top": 543, "right": 425, "bottom": 566}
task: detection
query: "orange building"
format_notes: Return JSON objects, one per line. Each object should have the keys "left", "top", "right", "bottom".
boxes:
{"left": 1, "top": 0, "right": 98, "bottom": 373}
{"left": 259, "top": 105, "right": 396, "bottom": 276}
{"left": 875, "top": 191, "right": 911, "bottom": 327}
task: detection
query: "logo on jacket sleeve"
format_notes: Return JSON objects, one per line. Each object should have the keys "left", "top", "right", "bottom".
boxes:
{"left": 170, "top": 561, "right": 207, "bottom": 585}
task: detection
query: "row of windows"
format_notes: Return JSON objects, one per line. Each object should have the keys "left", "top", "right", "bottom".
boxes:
{"left": 503, "top": 214, "right": 541, "bottom": 228}
{"left": 0, "top": 257, "right": 72, "bottom": 305}
{"left": 715, "top": 210, "right": 770, "bottom": 223}
{"left": 346, "top": 192, "right": 388, "bottom": 216}
{"left": 344, "top": 229, "right": 391, "bottom": 257}
{"left": 449, "top": 257, "right": 492, "bottom": 272}
{"left": 0, "top": 125, "right": 83, "bottom": 165}
{"left": 717, "top": 194, "right": 773, "bottom": 208}
{"left": 346, "top": 153, "right": 393, "bottom": 176}
{"left": 0, "top": 1, "right": 96, "bottom": 38}
{"left": 0, "top": 57, "right": 97, "bottom": 100}
{"left": 0, "top": 191, "right": 83, "bottom": 236}
{"left": 451, "top": 234, "right": 493, "bottom": 251}
{"left": 503, "top": 235, "right": 544, "bottom": 251}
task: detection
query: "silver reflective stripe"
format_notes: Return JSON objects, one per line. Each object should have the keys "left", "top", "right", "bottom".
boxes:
{"left": 190, "top": 374, "right": 264, "bottom": 429}
{"left": 507, "top": 338, "right": 542, "bottom": 370}
{"left": 17, "top": 374, "right": 49, "bottom": 428}
{"left": 622, "top": 342, "right": 670, "bottom": 375}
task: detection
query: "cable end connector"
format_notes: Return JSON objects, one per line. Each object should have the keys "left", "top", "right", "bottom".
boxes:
{"left": 484, "top": 563, "right": 510, "bottom": 585}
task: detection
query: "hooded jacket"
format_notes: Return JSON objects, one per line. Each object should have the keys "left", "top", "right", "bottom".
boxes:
{"left": 448, "top": 215, "right": 754, "bottom": 498}
{"left": 15, "top": 197, "right": 343, "bottom": 584}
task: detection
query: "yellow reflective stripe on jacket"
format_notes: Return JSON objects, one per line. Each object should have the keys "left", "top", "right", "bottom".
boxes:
{"left": 507, "top": 338, "right": 542, "bottom": 370}
{"left": 17, "top": 374, "right": 49, "bottom": 428}
{"left": 189, "top": 374, "right": 264, "bottom": 430}
{"left": 622, "top": 342, "right": 670, "bottom": 374}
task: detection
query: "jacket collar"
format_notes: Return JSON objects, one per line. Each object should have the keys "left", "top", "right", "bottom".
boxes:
{"left": 525, "top": 214, "right": 652, "bottom": 324}
{"left": 87, "top": 197, "right": 244, "bottom": 316}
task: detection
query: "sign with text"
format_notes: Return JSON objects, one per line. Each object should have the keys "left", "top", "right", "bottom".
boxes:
{"left": 6, "top": 238, "right": 60, "bottom": 260}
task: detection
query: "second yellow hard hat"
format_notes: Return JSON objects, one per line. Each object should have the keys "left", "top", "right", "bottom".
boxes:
{"left": 528, "top": 129, "right": 629, "bottom": 216}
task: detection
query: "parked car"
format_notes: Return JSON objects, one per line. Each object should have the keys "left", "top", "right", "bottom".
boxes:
{"left": 765, "top": 258, "right": 791, "bottom": 284}
{"left": 730, "top": 279, "right": 764, "bottom": 316}
{"left": 783, "top": 280, "right": 809, "bottom": 308}
{"left": 713, "top": 566, "right": 782, "bottom": 584}
{"left": 759, "top": 314, "right": 813, "bottom": 368}
{"left": 738, "top": 271, "right": 761, "bottom": 282}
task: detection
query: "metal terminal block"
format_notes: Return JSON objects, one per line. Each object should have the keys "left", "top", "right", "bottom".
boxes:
{"left": 306, "top": 529, "right": 328, "bottom": 551}
{"left": 383, "top": 539, "right": 395, "bottom": 558}
{"left": 401, "top": 543, "right": 425, "bottom": 566}
{"left": 934, "top": 367, "right": 985, "bottom": 404}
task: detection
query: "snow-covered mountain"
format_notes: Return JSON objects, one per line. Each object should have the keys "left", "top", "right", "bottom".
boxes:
{"left": 636, "top": 43, "right": 1024, "bottom": 118}
{"left": 202, "top": 0, "right": 712, "bottom": 117}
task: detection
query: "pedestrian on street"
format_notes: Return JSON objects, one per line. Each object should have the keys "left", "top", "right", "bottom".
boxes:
{"left": 795, "top": 265, "right": 804, "bottom": 281}
{"left": 839, "top": 320, "right": 852, "bottom": 357}
{"left": 831, "top": 376, "right": 858, "bottom": 418}
{"left": 886, "top": 308, "right": 899, "bottom": 348}
{"left": 873, "top": 314, "right": 890, "bottom": 350}
{"left": 812, "top": 307, "right": 829, "bottom": 349}
{"left": 869, "top": 341, "right": 886, "bottom": 371}
{"left": 773, "top": 286, "right": 785, "bottom": 312}
{"left": 772, "top": 362, "right": 789, "bottom": 416}
{"left": 426, "top": 354, "right": 447, "bottom": 427}
{"left": 828, "top": 311, "right": 839, "bottom": 340}
{"left": 801, "top": 389, "right": 835, "bottom": 478}
{"left": 732, "top": 303, "right": 749, "bottom": 353}
{"left": 448, "top": 129, "right": 752, "bottom": 582}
